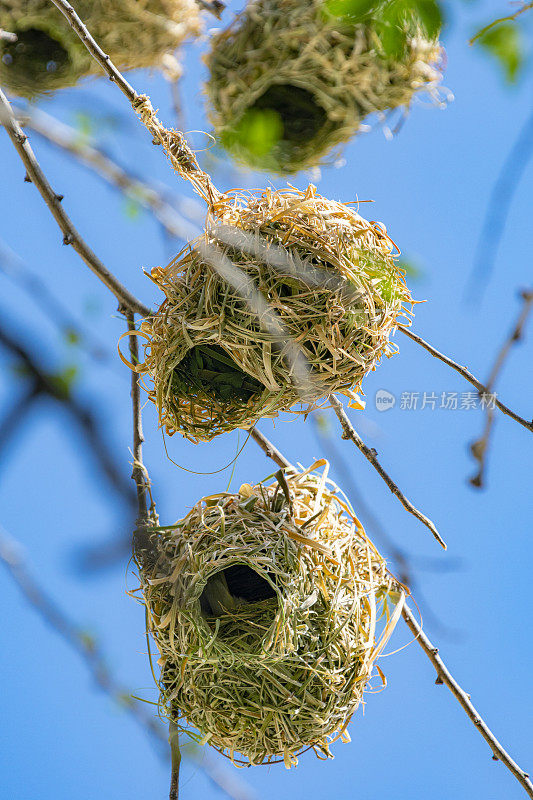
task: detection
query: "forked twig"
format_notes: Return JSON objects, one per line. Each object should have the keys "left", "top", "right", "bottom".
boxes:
{"left": 0, "top": 89, "right": 151, "bottom": 318}
{"left": 249, "top": 428, "right": 533, "bottom": 799}
{"left": 399, "top": 325, "right": 533, "bottom": 433}
{"left": 329, "top": 394, "right": 446, "bottom": 550}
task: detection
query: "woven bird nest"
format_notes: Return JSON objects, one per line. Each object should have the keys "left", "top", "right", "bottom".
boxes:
{"left": 138, "top": 184, "right": 412, "bottom": 441}
{"left": 0, "top": 0, "right": 202, "bottom": 98}
{"left": 205, "top": 0, "right": 443, "bottom": 174}
{"left": 0, "top": 1, "right": 93, "bottom": 97}
{"left": 136, "top": 461, "right": 405, "bottom": 766}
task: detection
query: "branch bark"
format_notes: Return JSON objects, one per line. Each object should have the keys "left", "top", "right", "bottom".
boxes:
{"left": 329, "top": 394, "right": 446, "bottom": 550}
{"left": 0, "top": 89, "right": 151, "bottom": 317}
{"left": 402, "top": 603, "right": 533, "bottom": 799}
{"left": 399, "top": 325, "right": 533, "bottom": 433}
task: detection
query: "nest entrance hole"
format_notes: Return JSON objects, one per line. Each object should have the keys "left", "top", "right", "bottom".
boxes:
{"left": 1, "top": 29, "right": 70, "bottom": 79}
{"left": 252, "top": 84, "right": 327, "bottom": 147}
{"left": 172, "top": 344, "right": 264, "bottom": 403}
{"left": 200, "top": 564, "right": 278, "bottom": 645}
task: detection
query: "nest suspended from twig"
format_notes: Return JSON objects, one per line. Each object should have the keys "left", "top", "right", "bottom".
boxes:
{"left": 204, "top": 0, "right": 443, "bottom": 174}
{"left": 135, "top": 461, "right": 405, "bottom": 767}
{"left": 0, "top": 0, "right": 202, "bottom": 98}
{"left": 137, "top": 184, "right": 413, "bottom": 442}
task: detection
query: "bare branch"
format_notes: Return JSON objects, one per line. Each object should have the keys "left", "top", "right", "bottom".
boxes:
{"left": 125, "top": 310, "right": 150, "bottom": 523}
{"left": 402, "top": 603, "right": 533, "bottom": 799}
{"left": 329, "top": 394, "right": 446, "bottom": 549}
{"left": 13, "top": 104, "right": 194, "bottom": 241}
{"left": 247, "top": 429, "right": 533, "bottom": 797}
{"left": 469, "top": 288, "right": 533, "bottom": 487}
{"left": 399, "top": 325, "right": 533, "bottom": 433}
{"left": 0, "top": 89, "right": 151, "bottom": 317}
{"left": 248, "top": 427, "right": 294, "bottom": 471}
{"left": 49, "top": 0, "right": 221, "bottom": 207}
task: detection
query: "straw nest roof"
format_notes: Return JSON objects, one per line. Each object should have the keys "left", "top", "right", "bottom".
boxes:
{"left": 136, "top": 461, "right": 405, "bottom": 766}
{"left": 205, "top": 0, "right": 443, "bottom": 174}
{"left": 0, "top": 0, "right": 202, "bottom": 98}
{"left": 138, "top": 184, "right": 412, "bottom": 441}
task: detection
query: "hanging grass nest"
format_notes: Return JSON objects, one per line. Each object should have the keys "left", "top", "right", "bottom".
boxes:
{"left": 136, "top": 461, "right": 405, "bottom": 766}
{"left": 0, "top": 0, "right": 202, "bottom": 98}
{"left": 204, "top": 0, "right": 443, "bottom": 174}
{"left": 138, "top": 184, "right": 413, "bottom": 442}
{"left": 0, "top": 0, "right": 94, "bottom": 98}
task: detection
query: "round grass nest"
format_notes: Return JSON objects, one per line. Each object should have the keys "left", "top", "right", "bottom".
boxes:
{"left": 138, "top": 184, "right": 413, "bottom": 442}
{"left": 0, "top": 0, "right": 202, "bottom": 98}
{"left": 204, "top": 0, "right": 443, "bottom": 174}
{"left": 136, "top": 461, "right": 405, "bottom": 766}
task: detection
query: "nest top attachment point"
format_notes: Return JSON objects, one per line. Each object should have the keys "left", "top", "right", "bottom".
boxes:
{"left": 205, "top": 0, "right": 444, "bottom": 174}
{"left": 136, "top": 460, "right": 405, "bottom": 766}
{"left": 137, "top": 183, "right": 413, "bottom": 441}
{"left": 0, "top": 0, "right": 202, "bottom": 98}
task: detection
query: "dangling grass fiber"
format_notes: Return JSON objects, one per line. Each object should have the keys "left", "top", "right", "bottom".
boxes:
{"left": 135, "top": 460, "right": 405, "bottom": 767}
{"left": 205, "top": 0, "right": 443, "bottom": 174}
{"left": 0, "top": 0, "right": 202, "bottom": 98}
{"left": 138, "top": 183, "right": 413, "bottom": 442}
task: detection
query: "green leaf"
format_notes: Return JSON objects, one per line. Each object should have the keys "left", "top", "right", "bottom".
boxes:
{"left": 222, "top": 109, "right": 283, "bottom": 160}
{"left": 477, "top": 22, "right": 524, "bottom": 82}
{"left": 322, "top": 0, "right": 378, "bottom": 23}
{"left": 123, "top": 197, "right": 142, "bottom": 220}
{"left": 414, "top": 0, "right": 443, "bottom": 38}
{"left": 50, "top": 364, "right": 79, "bottom": 397}
{"left": 64, "top": 327, "right": 80, "bottom": 346}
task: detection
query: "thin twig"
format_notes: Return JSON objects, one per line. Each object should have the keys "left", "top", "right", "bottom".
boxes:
{"left": 125, "top": 309, "right": 149, "bottom": 523}
{"left": 49, "top": 0, "right": 221, "bottom": 207}
{"left": 0, "top": 89, "right": 151, "bottom": 317}
{"left": 247, "top": 429, "right": 533, "bottom": 798}
{"left": 249, "top": 427, "right": 294, "bottom": 471}
{"left": 402, "top": 603, "right": 533, "bottom": 799}
{"left": 0, "top": 28, "right": 17, "bottom": 42}
{"left": 169, "top": 721, "right": 181, "bottom": 800}
{"left": 466, "top": 106, "right": 533, "bottom": 301}
{"left": 399, "top": 325, "right": 533, "bottom": 432}
{"left": 329, "top": 394, "right": 446, "bottom": 550}
{"left": 469, "top": 288, "right": 533, "bottom": 487}
{"left": 470, "top": 2, "right": 533, "bottom": 43}
{"left": 13, "top": 104, "right": 194, "bottom": 241}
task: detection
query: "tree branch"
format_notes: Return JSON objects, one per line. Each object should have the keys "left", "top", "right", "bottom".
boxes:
{"left": 248, "top": 427, "right": 533, "bottom": 799}
{"left": 399, "top": 325, "right": 533, "bottom": 432}
{"left": 49, "top": 0, "right": 221, "bottom": 207}
{"left": 329, "top": 394, "right": 446, "bottom": 550}
{"left": 402, "top": 603, "right": 533, "bottom": 799}
{"left": 0, "top": 89, "right": 151, "bottom": 317}
{"left": 469, "top": 288, "right": 533, "bottom": 487}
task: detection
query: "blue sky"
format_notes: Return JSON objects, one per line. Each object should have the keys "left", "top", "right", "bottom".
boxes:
{"left": 0, "top": 1, "right": 532, "bottom": 799}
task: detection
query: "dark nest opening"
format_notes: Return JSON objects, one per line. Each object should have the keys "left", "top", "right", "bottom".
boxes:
{"left": 252, "top": 84, "right": 327, "bottom": 147}
{"left": 1, "top": 28, "right": 70, "bottom": 85}
{"left": 200, "top": 563, "right": 279, "bottom": 647}
{"left": 171, "top": 344, "right": 264, "bottom": 403}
